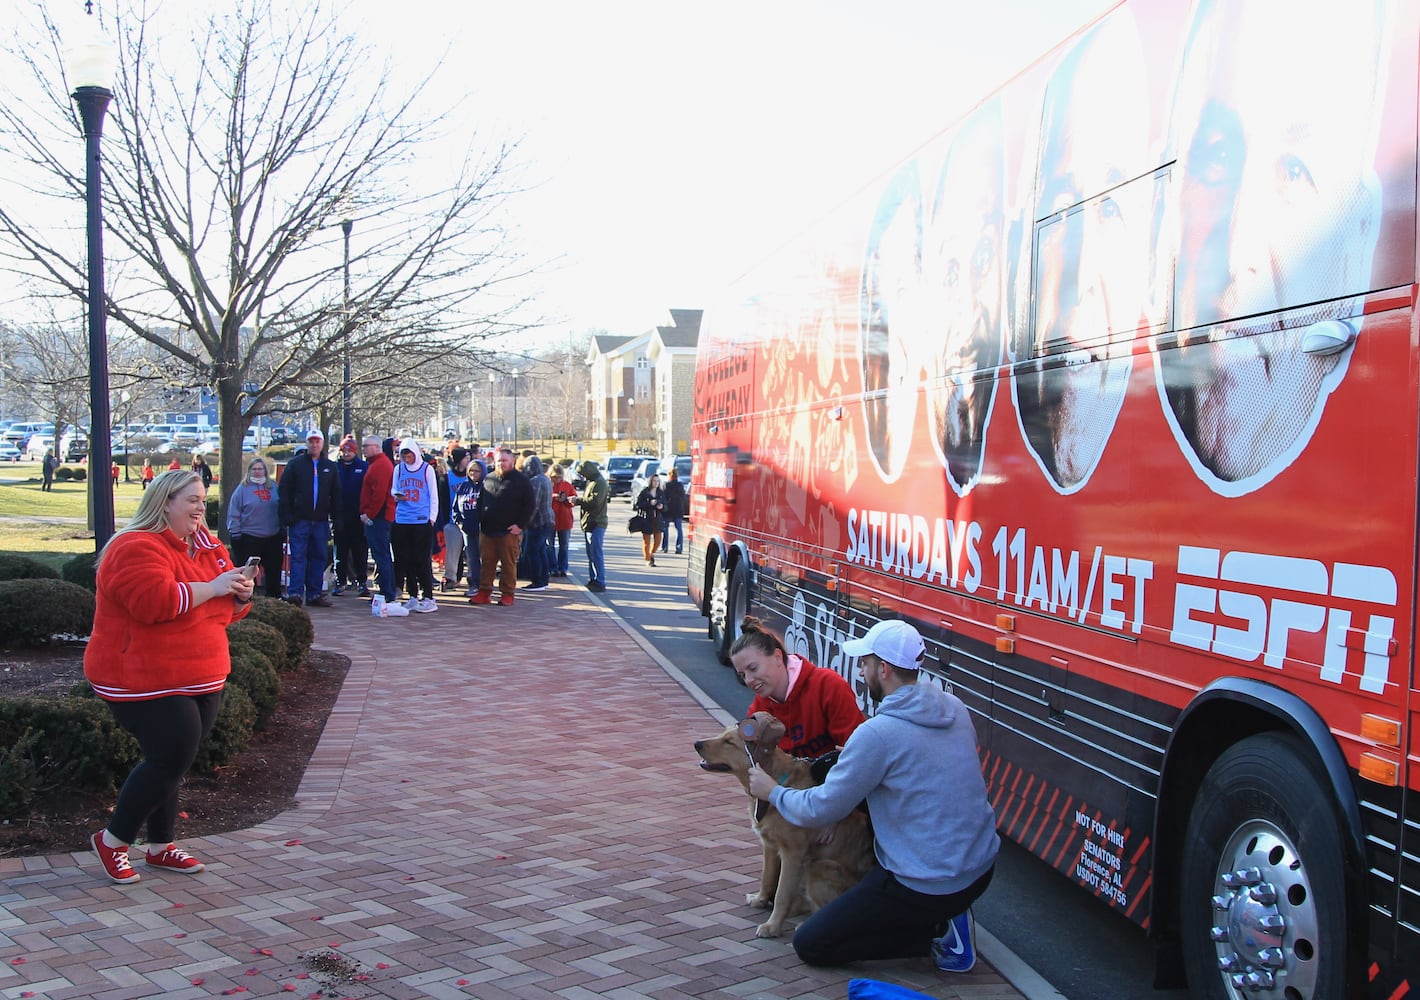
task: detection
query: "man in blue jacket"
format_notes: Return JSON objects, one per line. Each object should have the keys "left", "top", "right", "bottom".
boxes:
{"left": 276, "top": 430, "right": 341, "bottom": 608}
{"left": 748, "top": 619, "right": 999, "bottom": 973}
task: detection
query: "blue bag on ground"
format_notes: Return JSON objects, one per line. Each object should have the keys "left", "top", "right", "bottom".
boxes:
{"left": 847, "top": 980, "right": 935, "bottom": 1000}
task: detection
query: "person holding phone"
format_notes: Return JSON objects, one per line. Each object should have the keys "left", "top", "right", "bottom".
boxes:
{"left": 84, "top": 469, "right": 255, "bottom": 885}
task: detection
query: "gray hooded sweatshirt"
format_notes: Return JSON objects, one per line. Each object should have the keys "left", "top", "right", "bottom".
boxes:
{"left": 769, "top": 680, "right": 999, "bottom": 895}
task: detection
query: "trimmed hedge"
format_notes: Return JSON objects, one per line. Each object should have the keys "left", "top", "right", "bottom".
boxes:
{"left": 0, "top": 696, "right": 140, "bottom": 815}
{"left": 0, "top": 555, "right": 60, "bottom": 581}
{"left": 244, "top": 597, "right": 312, "bottom": 671}
{"left": 190, "top": 684, "right": 256, "bottom": 774}
{"left": 0, "top": 579, "right": 95, "bottom": 646}
{"left": 61, "top": 552, "right": 98, "bottom": 592}
{"left": 227, "top": 618, "right": 288, "bottom": 679}
{"left": 228, "top": 647, "right": 280, "bottom": 731}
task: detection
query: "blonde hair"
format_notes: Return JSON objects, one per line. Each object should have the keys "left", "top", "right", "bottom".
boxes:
{"left": 97, "top": 469, "right": 204, "bottom": 567}
{"left": 244, "top": 455, "right": 271, "bottom": 482}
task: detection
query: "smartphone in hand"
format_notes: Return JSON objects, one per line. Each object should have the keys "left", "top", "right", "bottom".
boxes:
{"left": 241, "top": 556, "right": 261, "bottom": 580}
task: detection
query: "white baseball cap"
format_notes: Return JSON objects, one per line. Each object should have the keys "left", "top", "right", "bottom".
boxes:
{"left": 841, "top": 620, "right": 926, "bottom": 670}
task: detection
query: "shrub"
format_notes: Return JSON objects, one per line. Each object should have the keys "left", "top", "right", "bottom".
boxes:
{"left": 71, "top": 467, "right": 87, "bottom": 481}
{"left": 244, "top": 597, "right": 312, "bottom": 671}
{"left": 227, "top": 618, "right": 288, "bottom": 679}
{"left": 0, "top": 579, "right": 95, "bottom": 646}
{"left": 61, "top": 552, "right": 98, "bottom": 592}
{"left": 0, "top": 554, "right": 61, "bottom": 581}
{"left": 191, "top": 684, "right": 256, "bottom": 774}
{"left": 227, "top": 647, "right": 280, "bottom": 730}
{"left": 205, "top": 498, "right": 220, "bottom": 529}
{"left": 0, "top": 730, "right": 39, "bottom": 818}
{"left": 0, "top": 696, "right": 139, "bottom": 801}
{"left": 54, "top": 466, "right": 74, "bottom": 481}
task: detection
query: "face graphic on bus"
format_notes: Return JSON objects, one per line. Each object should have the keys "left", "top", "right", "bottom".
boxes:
{"left": 860, "top": 163, "right": 925, "bottom": 482}
{"left": 1157, "top": 0, "right": 1385, "bottom": 487}
{"left": 926, "top": 102, "right": 1006, "bottom": 495}
{"left": 1013, "top": 14, "right": 1150, "bottom": 492}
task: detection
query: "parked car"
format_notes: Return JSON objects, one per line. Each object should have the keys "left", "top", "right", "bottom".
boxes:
{"left": 604, "top": 454, "right": 643, "bottom": 498}
{"left": 0, "top": 443, "right": 21, "bottom": 462}
{"left": 628, "top": 457, "right": 659, "bottom": 499}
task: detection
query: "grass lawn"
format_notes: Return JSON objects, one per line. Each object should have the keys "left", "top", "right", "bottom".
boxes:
{"left": 0, "top": 473, "right": 222, "bottom": 571}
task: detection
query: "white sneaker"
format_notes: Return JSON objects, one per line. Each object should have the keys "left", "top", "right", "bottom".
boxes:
{"left": 403, "top": 596, "right": 419, "bottom": 611}
{"left": 384, "top": 603, "right": 410, "bottom": 617}
{"left": 415, "top": 598, "right": 439, "bottom": 613}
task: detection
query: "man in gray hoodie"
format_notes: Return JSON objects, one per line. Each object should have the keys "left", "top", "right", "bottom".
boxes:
{"left": 749, "top": 619, "right": 998, "bottom": 973}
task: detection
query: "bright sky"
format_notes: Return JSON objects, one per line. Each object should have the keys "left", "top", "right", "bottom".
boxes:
{"left": 353, "top": 0, "right": 1119, "bottom": 340}
{"left": 29, "top": 0, "right": 1119, "bottom": 343}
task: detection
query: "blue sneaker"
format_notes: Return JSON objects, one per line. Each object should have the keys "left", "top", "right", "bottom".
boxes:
{"left": 932, "top": 909, "right": 976, "bottom": 973}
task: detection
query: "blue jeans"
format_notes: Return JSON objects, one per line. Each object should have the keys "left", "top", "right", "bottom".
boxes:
{"left": 555, "top": 528, "right": 571, "bottom": 574}
{"left": 286, "top": 519, "right": 330, "bottom": 600}
{"left": 662, "top": 517, "right": 683, "bottom": 552}
{"left": 525, "top": 524, "right": 551, "bottom": 587}
{"left": 584, "top": 525, "right": 606, "bottom": 585}
{"left": 363, "top": 517, "right": 396, "bottom": 600}
{"left": 461, "top": 529, "right": 481, "bottom": 591}
{"left": 793, "top": 862, "right": 993, "bottom": 966}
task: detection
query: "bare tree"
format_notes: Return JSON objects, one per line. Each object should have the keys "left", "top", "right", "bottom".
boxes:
{"left": 0, "top": 0, "right": 537, "bottom": 519}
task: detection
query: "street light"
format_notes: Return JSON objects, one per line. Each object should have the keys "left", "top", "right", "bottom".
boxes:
{"left": 488, "top": 371, "right": 496, "bottom": 447}
{"left": 340, "top": 218, "right": 353, "bottom": 437}
{"left": 68, "top": 9, "right": 118, "bottom": 551}
{"left": 511, "top": 368, "right": 520, "bottom": 455}
{"left": 120, "top": 389, "right": 130, "bottom": 481}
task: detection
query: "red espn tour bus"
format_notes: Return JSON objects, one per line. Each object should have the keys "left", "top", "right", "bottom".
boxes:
{"left": 686, "top": 1, "right": 1418, "bottom": 997}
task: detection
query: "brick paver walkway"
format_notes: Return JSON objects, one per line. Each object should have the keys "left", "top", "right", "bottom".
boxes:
{"left": 0, "top": 583, "right": 1026, "bottom": 999}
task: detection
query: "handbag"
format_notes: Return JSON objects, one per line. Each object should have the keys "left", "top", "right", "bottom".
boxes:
{"left": 628, "top": 514, "right": 648, "bottom": 534}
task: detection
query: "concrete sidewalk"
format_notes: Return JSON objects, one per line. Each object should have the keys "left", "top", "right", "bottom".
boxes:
{"left": 0, "top": 580, "right": 1028, "bottom": 999}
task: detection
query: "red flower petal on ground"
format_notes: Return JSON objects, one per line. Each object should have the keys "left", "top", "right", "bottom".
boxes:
{"left": 295, "top": 972, "right": 309, "bottom": 979}
{"left": 284, "top": 839, "right": 302, "bottom": 846}
{"left": 172, "top": 902, "right": 185, "bottom": 908}
{"left": 245, "top": 967, "right": 260, "bottom": 975}
{"left": 281, "top": 987, "right": 296, "bottom": 993}
{"left": 191, "top": 979, "right": 204, "bottom": 986}
{"left": 222, "top": 989, "right": 249, "bottom": 996}
{"left": 327, "top": 942, "right": 340, "bottom": 948}
{"left": 457, "top": 980, "right": 469, "bottom": 986}
{"left": 174, "top": 933, "right": 188, "bottom": 939}
{"left": 251, "top": 948, "right": 274, "bottom": 956}
{"left": 375, "top": 963, "right": 390, "bottom": 970}
{"left": 178, "top": 811, "right": 190, "bottom": 819}
{"left": 10, "top": 958, "right": 25, "bottom": 965}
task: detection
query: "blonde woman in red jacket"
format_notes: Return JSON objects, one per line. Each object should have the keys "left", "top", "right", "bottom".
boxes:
{"left": 83, "top": 469, "right": 255, "bottom": 885}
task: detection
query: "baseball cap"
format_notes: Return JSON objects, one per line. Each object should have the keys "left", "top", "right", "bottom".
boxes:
{"left": 841, "top": 620, "right": 926, "bottom": 669}
{"left": 306, "top": 430, "right": 325, "bottom": 442}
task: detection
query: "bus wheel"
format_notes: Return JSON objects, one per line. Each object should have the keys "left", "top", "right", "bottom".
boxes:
{"left": 708, "top": 558, "right": 731, "bottom": 662}
{"left": 722, "top": 560, "right": 748, "bottom": 662}
{"left": 1179, "top": 732, "right": 1347, "bottom": 1000}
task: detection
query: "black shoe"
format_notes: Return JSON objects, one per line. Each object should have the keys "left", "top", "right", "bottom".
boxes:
{"left": 649, "top": 558, "right": 656, "bottom": 567}
{"left": 358, "top": 587, "right": 371, "bottom": 598}
{"left": 587, "top": 581, "right": 606, "bottom": 592}
{"left": 285, "top": 595, "right": 303, "bottom": 608}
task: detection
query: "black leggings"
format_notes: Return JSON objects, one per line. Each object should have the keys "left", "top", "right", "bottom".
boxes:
{"left": 105, "top": 693, "right": 222, "bottom": 845}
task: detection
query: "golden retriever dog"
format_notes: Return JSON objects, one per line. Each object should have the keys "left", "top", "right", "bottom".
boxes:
{"left": 694, "top": 712, "right": 873, "bottom": 938}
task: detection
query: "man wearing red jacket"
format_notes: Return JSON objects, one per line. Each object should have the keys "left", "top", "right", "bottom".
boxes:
{"left": 358, "top": 435, "right": 401, "bottom": 614}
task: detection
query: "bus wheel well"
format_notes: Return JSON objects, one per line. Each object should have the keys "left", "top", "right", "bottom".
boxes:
{"left": 1150, "top": 683, "right": 1366, "bottom": 993}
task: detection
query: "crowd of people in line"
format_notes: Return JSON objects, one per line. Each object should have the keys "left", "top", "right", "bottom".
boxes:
{"left": 221, "top": 431, "right": 692, "bottom": 613}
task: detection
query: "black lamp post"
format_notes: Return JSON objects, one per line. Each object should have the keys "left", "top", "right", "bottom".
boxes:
{"left": 69, "top": 14, "right": 118, "bottom": 550}
{"left": 511, "top": 368, "right": 520, "bottom": 455}
{"left": 341, "top": 218, "right": 353, "bottom": 438}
